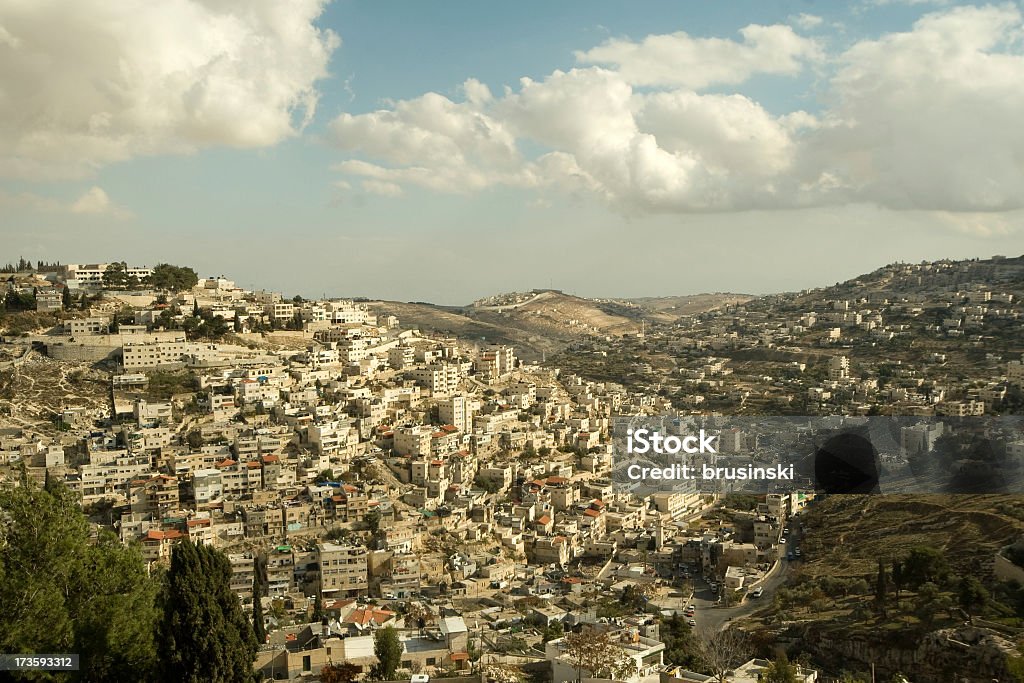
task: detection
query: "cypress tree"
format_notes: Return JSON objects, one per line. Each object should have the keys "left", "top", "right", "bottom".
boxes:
{"left": 372, "top": 626, "right": 403, "bottom": 681}
{"left": 252, "top": 574, "right": 266, "bottom": 645}
{"left": 157, "top": 540, "right": 258, "bottom": 683}
{"left": 0, "top": 466, "right": 158, "bottom": 680}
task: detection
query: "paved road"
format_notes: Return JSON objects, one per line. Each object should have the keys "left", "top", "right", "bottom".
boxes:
{"left": 691, "top": 520, "right": 805, "bottom": 632}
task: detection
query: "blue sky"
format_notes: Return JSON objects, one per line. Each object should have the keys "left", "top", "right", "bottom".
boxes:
{"left": 1, "top": 1, "right": 1023, "bottom": 303}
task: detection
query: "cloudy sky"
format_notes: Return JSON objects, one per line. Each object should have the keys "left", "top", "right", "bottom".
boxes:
{"left": 1, "top": 1, "right": 1023, "bottom": 304}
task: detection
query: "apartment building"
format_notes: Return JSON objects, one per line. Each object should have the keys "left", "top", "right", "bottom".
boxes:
{"left": 66, "top": 316, "right": 109, "bottom": 336}
{"left": 411, "top": 362, "right": 461, "bottom": 397}
{"left": 266, "top": 545, "right": 295, "bottom": 595}
{"left": 394, "top": 424, "right": 433, "bottom": 457}
{"left": 35, "top": 288, "right": 63, "bottom": 312}
{"left": 936, "top": 400, "right": 986, "bottom": 416}
{"left": 316, "top": 542, "right": 369, "bottom": 598}
{"left": 265, "top": 302, "right": 295, "bottom": 321}
{"left": 122, "top": 340, "right": 198, "bottom": 370}
{"left": 229, "top": 553, "right": 256, "bottom": 605}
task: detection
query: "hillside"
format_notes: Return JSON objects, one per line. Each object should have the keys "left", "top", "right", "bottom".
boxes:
{"left": 626, "top": 292, "right": 755, "bottom": 316}
{"left": 369, "top": 290, "right": 754, "bottom": 361}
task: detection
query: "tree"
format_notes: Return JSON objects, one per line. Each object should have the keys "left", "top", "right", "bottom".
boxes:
{"left": 156, "top": 539, "right": 258, "bottom": 682}
{"left": 957, "top": 576, "right": 989, "bottom": 617}
{"left": 698, "top": 627, "right": 751, "bottom": 683}
{"left": 102, "top": 261, "right": 129, "bottom": 289}
{"left": 365, "top": 508, "right": 382, "bottom": 535}
{"left": 762, "top": 653, "right": 798, "bottom": 683}
{"left": 875, "top": 559, "right": 887, "bottom": 615}
{"left": 372, "top": 626, "right": 403, "bottom": 680}
{"left": 563, "top": 630, "right": 637, "bottom": 683}
{"left": 61, "top": 285, "right": 72, "bottom": 309}
{"left": 660, "top": 614, "right": 701, "bottom": 669}
{"left": 148, "top": 264, "right": 199, "bottom": 292}
{"left": 252, "top": 575, "right": 266, "bottom": 645}
{"left": 902, "top": 546, "right": 949, "bottom": 589}
{"left": 914, "top": 582, "right": 942, "bottom": 627}
{"left": 0, "top": 467, "right": 159, "bottom": 680}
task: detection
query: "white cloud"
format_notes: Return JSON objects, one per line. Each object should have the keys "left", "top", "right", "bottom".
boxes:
{"left": 574, "top": 24, "right": 822, "bottom": 88}
{"left": 790, "top": 13, "right": 825, "bottom": 30}
{"left": 0, "top": 185, "right": 130, "bottom": 218}
{"left": 361, "top": 180, "right": 404, "bottom": 197}
{"left": 0, "top": 0, "right": 338, "bottom": 180}
{"left": 327, "top": 6, "right": 1024, "bottom": 217}
{"left": 800, "top": 4, "right": 1024, "bottom": 211}
{"left": 70, "top": 186, "right": 131, "bottom": 218}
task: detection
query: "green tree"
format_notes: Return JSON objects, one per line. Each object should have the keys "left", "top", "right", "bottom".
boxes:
{"left": 762, "top": 653, "right": 798, "bottom": 683}
{"left": 914, "top": 582, "right": 941, "bottom": 626}
{"left": 372, "top": 626, "right": 403, "bottom": 680}
{"left": 902, "top": 546, "right": 949, "bottom": 588}
{"left": 0, "top": 467, "right": 159, "bottom": 681}
{"left": 957, "top": 576, "right": 989, "bottom": 616}
{"left": 102, "top": 262, "right": 129, "bottom": 289}
{"left": 61, "top": 286, "right": 72, "bottom": 309}
{"left": 156, "top": 539, "right": 257, "bottom": 683}
{"left": 148, "top": 264, "right": 199, "bottom": 292}
{"left": 252, "top": 575, "right": 266, "bottom": 645}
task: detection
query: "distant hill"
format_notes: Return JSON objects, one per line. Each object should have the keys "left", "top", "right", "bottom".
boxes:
{"left": 626, "top": 293, "right": 755, "bottom": 316}
{"left": 369, "top": 290, "right": 752, "bottom": 361}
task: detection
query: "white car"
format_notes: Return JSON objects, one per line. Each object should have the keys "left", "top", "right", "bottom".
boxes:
{"left": 687, "top": 618, "right": 697, "bottom": 626}
{"left": 751, "top": 587, "right": 763, "bottom": 598}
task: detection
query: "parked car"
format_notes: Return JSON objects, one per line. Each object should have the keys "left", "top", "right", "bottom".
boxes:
{"left": 751, "top": 587, "right": 763, "bottom": 598}
{"left": 687, "top": 619, "right": 697, "bottom": 626}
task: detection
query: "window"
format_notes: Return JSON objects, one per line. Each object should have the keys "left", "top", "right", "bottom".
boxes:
{"left": 302, "top": 655, "right": 311, "bottom": 672}
{"left": 426, "top": 658, "right": 436, "bottom": 666}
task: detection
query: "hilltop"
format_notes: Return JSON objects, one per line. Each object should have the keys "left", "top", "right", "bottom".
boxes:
{"left": 368, "top": 290, "right": 751, "bottom": 361}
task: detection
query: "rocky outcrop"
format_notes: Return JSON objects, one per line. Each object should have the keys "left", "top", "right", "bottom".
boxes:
{"left": 804, "top": 625, "right": 1017, "bottom": 682}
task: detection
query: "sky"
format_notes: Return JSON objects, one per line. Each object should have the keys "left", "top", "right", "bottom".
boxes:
{"left": 1, "top": 0, "right": 1024, "bottom": 304}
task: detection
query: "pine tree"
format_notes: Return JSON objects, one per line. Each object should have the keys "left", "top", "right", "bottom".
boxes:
{"left": 0, "top": 465, "right": 158, "bottom": 680}
{"left": 61, "top": 286, "right": 72, "bottom": 310}
{"left": 157, "top": 540, "right": 258, "bottom": 683}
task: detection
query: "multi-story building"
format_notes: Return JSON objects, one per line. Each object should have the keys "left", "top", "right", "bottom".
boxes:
{"left": 66, "top": 316, "right": 109, "bottom": 336}
{"left": 316, "top": 542, "right": 368, "bottom": 598}
{"left": 266, "top": 545, "right": 295, "bottom": 595}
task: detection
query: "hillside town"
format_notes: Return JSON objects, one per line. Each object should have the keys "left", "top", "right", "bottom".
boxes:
{"left": 2, "top": 257, "right": 1024, "bottom": 682}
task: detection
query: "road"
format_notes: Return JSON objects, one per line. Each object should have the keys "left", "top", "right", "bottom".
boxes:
{"left": 690, "top": 519, "right": 805, "bottom": 632}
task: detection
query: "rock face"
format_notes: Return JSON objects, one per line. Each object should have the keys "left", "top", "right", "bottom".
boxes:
{"left": 806, "top": 625, "right": 1017, "bottom": 682}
